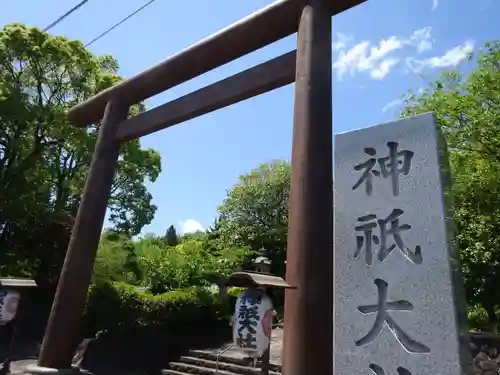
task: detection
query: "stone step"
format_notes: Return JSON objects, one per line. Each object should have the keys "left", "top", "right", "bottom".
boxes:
{"left": 165, "top": 362, "right": 239, "bottom": 375}
{"left": 188, "top": 350, "right": 281, "bottom": 373}
{"left": 162, "top": 370, "right": 192, "bottom": 375}
{"left": 179, "top": 356, "right": 280, "bottom": 375}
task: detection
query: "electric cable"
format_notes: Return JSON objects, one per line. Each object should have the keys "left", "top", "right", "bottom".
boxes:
{"left": 44, "top": 0, "right": 89, "bottom": 32}
{"left": 85, "top": 0, "right": 159, "bottom": 47}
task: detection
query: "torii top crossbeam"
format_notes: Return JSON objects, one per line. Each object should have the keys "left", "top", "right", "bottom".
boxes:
{"left": 68, "top": 0, "right": 364, "bottom": 127}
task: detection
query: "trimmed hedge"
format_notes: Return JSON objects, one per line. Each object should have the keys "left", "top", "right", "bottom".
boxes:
{"left": 83, "top": 282, "right": 230, "bottom": 335}
{"left": 80, "top": 282, "right": 233, "bottom": 371}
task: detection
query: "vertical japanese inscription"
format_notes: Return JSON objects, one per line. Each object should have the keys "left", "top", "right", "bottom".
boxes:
{"left": 236, "top": 292, "right": 261, "bottom": 349}
{"left": 352, "top": 141, "right": 422, "bottom": 266}
{"left": 350, "top": 138, "right": 429, "bottom": 374}
{"left": 337, "top": 115, "right": 467, "bottom": 375}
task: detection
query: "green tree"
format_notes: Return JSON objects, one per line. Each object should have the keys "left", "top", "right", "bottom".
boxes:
{"left": 216, "top": 160, "right": 290, "bottom": 276}
{"left": 164, "top": 224, "right": 179, "bottom": 246}
{"left": 401, "top": 41, "right": 500, "bottom": 326}
{"left": 0, "top": 211, "right": 74, "bottom": 288}
{"left": 0, "top": 23, "right": 161, "bottom": 282}
{"left": 140, "top": 236, "right": 250, "bottom": 293}
{"left": 93, "top": 230, "right": 141, "bottom": 285}
{"left": 180, "top": 230, "right": 207, "bottom": 243}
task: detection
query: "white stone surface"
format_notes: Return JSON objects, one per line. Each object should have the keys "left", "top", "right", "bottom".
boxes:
{"left": 334, "top": 113, "right": 470, "bottom": 375}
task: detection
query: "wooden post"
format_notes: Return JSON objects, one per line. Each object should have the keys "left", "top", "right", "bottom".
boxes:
{"left": 282, "top": 0, "right": 333, "bottom": 374}
{"left": 260, "top": 344, "right": 271, "bottom": 375}
{"left": 38, "top": 99, "right": 129, "bottom": 368}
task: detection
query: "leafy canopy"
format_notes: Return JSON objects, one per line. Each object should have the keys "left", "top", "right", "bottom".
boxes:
{"left": 215, "top": 160, "right": 291, "bottom": 276}
{"left": 401, "top": 41, "right": 500, "bottom": 324}
{"left": 0, "top": 23, "right": 161, "bottom": 282}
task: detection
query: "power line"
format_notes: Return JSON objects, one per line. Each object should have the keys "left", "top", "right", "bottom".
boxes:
{"left": 85, "top": 0, "right": 159, "bottom": 48}
{"left": 44, "top": 0, "right": 89, "bottom": 32}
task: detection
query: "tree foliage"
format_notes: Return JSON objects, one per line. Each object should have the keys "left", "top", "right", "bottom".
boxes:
{"left": 141, "top": 238, "right": 250, "bottom": 293}
{"left": 164, "top": 224, "right": 179, "bottom": 247}
{"left": 401, "top": 41, "right": 500, "bottom": 324}
{"left": 93, "top": 230, "right": 142, "bottom": 285}
{"left": 93, "top": 229, "right": 251, "bottom": 295}
{"left": 215, "top": 160, "right": 290, "bottom": 276}
{"left": 0, "top": 23, "right": 161, "bottom": 282}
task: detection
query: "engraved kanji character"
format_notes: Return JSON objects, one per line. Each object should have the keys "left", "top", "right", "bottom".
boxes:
{"left": 378, "top": 142, "right": 414, "bottom": 197}
{"left": 352, "top": 147, "right": 380, "bottom": 196}
{"left": 355, "top": 278, "right": 430, "bottom": 354}
{"left": 352, "top": 142, "right": 414, "bottom": 197}
{"left": 369, "top": 364, "right": 412, "bottom": 375}
{"left": 354, "top": 209, "right": 422, "bottom": 266}
{"left": 355, "top": 214, "right": 377, "bottom": 266}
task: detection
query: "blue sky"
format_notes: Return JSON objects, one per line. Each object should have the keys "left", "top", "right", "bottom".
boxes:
{"left": 1, "top": 0, "right": 497, "bottom": 236}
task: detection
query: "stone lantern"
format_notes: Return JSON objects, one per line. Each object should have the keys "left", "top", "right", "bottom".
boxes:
{"left": 253, "top": 256, "right": 272, "bottom": 274}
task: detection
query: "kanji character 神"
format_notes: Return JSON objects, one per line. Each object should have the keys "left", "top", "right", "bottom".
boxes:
{"left": 352, "top": 142, "right": 414, "bottom": 197}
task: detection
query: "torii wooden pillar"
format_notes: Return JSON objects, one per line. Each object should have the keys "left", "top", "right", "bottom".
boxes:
{"left": 34, "top": 1, "right": 366, "bottom": 374}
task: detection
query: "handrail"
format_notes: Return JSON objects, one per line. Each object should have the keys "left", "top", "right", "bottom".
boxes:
{"left": 215, "top": 343, "right": 235, "bottom": 374}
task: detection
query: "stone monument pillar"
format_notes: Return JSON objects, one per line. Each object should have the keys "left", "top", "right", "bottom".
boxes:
{"left": 334, "top": 113, "right": 471, "bottom": 375}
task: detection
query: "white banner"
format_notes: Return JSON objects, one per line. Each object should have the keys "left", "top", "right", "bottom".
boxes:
{"left": 232, "top": 289, "right": 273, "bottom": 358}
{"left": 0, "top": 289, "right": 20, "bottom": 325}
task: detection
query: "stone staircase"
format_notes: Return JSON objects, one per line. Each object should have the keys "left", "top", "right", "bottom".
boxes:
{"left": 162, "top": 349, "right": 282, "bottom": 375}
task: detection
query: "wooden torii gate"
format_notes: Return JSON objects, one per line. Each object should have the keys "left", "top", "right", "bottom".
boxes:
{"left": 36, "top": 1, "right": 366, "bottom": 374}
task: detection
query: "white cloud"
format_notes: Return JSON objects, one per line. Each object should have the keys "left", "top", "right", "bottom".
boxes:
{"left": 370, "top": 58, "right": 399, "bottom": 79}
{"left": 382, "top": 98, "right": 403, "bottom": 113}
{"left": 407, "top": 27, "right": 434, "bottom": 53}
{"left": 406, "top": 40, "right": 474, "bottom": 73}
{"left": 332, "top": 27, "right": 435, "bottom": 80}
{"left": 333, "top": 36, "right": 402, "bottom": 80}
{"left": 332, "top": 40, "right": 368, "bottom": 79}
{"left": 178, "top": 219, "right": 204, "bottom": 234}
{"left": 432, "top": 0, "right": 439, "bottom": 11}
{"left": 332, "top": 33, "right": 353, "bottom": 52}
{"left": 332, "top": 28, "right": 472, "bottom": 81}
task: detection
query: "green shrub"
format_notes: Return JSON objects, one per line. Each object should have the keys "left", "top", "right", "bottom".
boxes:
{"left": 81, "top": 282, "right": 234, "bottom": 369}
{"left": 468, "top": 305, "right": 489, "bottom": 331}
{"left": 83, "top": 281, "right": 230, "bottom": 337}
